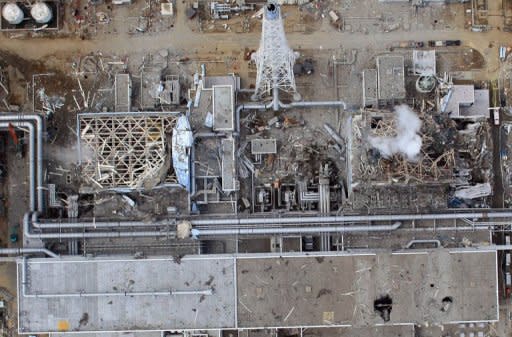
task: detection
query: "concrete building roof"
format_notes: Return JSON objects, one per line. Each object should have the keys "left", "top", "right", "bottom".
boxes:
{"left": 459, "top": 89, "right": 490, "bottom": 118}
{"left": 18, "top": 256, "right": 237, "bottom": 333}
{"left": 376, "top": 56, "right": 405, "bottom": 100}
{"left": 362, "top": 69, "right": 378, "bottom": 107}
{"left": 213, "top": 85, "right": 234, "bottom": 132}
{"left": 236, "top": 250, "right": 498, "bottom": 327}
{"left": 18, "top": 249, "right": 498, "bottom": 333}
{"left": 444, "top": 85, "right": 490, "bottom": 119}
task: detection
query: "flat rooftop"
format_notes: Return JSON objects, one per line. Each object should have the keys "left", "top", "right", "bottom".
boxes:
{"left": 237, "top": 250, "right": 498, "bottom": 327}
{"left": 376, "top": 55, "right": 405, "bottom": 100}
{"left": 213, "top": 85, "right": 234, "bottom": 131}
{"left": 18, "top": 257, "right": 237, "bottom": 333}
{"left": 18, "top": 249, "right": 498, "bottom": 333}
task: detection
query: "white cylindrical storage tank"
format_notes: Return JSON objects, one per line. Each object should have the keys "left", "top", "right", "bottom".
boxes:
{"left": 30, "top": 2, "right": 52, "bottom": 24}
{"left": 2, "top": 3, "right": 24, "bottom": 25}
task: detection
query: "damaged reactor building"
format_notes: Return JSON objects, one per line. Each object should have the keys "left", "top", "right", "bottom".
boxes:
{"left": 0, "top": 1, "right": 512, "bottom": 337}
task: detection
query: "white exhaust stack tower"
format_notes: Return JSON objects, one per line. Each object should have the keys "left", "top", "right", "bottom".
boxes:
{"left": 251, "top": 2, "right": 300, "bottom": 109}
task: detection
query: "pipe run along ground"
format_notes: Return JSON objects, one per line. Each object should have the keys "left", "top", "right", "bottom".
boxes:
{"left": 192, "top": 222, "right": 402, "bottom": 236}
{"left": 0, "top": 247, "right": 58, "bottom": 258}
{"left": 23, "top": 212, "right": 176, "bottom": 240}
{"left": 0, "top": 122, "right": 35, "bottom": 211}
{"left": 0, "top": 114, "right": 44, "bottom": 212}
{"left": 189, "top": 211, "right": 512, "bottom": 226}
{"left": 25, "top": 209, "right": 512, "bottom": 240}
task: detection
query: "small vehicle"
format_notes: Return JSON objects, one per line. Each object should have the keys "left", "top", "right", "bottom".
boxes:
{"left": 9, "top": 224, "right": 19, "bottom": 243}
{"left": 445, "top": 40, "right": 461, "bottom": 46}
{"left": 397, "top": 41, "right": 424, "bottom": 48}
{"left": 500, "top": 46, "right": 507, "bottom": 61}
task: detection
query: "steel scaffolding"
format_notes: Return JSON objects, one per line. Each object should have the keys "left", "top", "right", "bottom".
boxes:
{"left": 78, "top": 112, "right": 178, "bottom": 190}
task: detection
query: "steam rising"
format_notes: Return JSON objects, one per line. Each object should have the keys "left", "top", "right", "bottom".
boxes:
{"left": 47, "top": 143, "right": 94, "bottom": 164}
{"left": 369, "top": 105, "right": 422, "bottom": 161}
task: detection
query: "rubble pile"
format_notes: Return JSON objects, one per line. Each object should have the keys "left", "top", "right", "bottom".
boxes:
{"left": 354, "top": 108, "right": 455, "bottom": 185}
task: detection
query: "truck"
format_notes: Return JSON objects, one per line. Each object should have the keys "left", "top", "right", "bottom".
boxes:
{"left": 428, "top": 40, "right": 461, "bottom": 47}
{"left": 428, "top": 40, "right": 445, "bottom": 47}
{"left": 445, "top": 40, "right": 461, "bottom": 46}
{"left": 493, "top": 108, "right": 500, "bottom": 126}
{"left": 394, "top": 41, "right": 424, "bottom": 48}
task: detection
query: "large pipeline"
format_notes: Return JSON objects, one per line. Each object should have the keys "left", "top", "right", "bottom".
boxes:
{"left": 0, "top": 114, "right": 44, "bottom": 212}
{"left": 23, "top": 210, "right": 512, "bottom": 240}
{"left": 23, "top": 213, "right": 176, "bottom": 240}
{"left": 0, "top": 122, "right": 36, "bottom": 211}
{"left": 279, "top": 100, "right": 347, "bottom": 110}
{"left": 0, "top": 247, "right": 58, "bottom": 258}
{"left": 192, "top": 222, "right": 402, "bottom": 236}
{"left": 30, "top": 210, "right": 512, "bottom": 230}
{"left": 189, "top": 211, "right": 512, "bottom": 226}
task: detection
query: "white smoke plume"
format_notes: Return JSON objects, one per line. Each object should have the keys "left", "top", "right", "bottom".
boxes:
{"left": 368, "top": 105, "right": 422, "bottom": 162}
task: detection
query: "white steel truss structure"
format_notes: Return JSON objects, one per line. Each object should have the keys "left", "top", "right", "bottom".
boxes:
{"left": 251, "top": 3, "right": 300, "bottom": 101}
{"left": 78, "top": 112, "right": 178, "bottom": 191}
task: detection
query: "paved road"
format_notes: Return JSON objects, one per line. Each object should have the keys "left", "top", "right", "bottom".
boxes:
{"left": 0, "top": 4, "right": 509, "bottom": 74}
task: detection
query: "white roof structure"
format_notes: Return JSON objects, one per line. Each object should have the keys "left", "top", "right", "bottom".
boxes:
{"left": 413, "top": 50, "right": 436, "bottom": 75}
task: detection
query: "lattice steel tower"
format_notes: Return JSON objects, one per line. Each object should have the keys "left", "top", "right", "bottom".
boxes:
{"left": 251, "top": 3, "right": 301, "bottom": 102}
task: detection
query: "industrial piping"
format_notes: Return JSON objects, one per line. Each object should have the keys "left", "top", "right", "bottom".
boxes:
{"left": 0, "top": 247, "right": 58, "bottom": 258}
{"left": 235, "top": 100, "right": 348, "bottom": 132}
{"left": 30, "top": 212, "right": 175, "bottom": 230}
{"left": 24, "top": 213, "right": 177, "bottom": 240}
{"left": 0, "top": 122, "right": 36, "bottom": 211}
{"left": 0, "top": 114, "right": 44, "bottom": 212}
{"left": 192, "top": 222, "right": 402, "bottom": 236}
{"left": 30, "top": 210, "right": 512, "bottom": 230}
{"left": 189, "top": 211, "right": 512, "bottom": 226}
{"left": 24, "top": 210, "right": 512, "bottom": 240}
